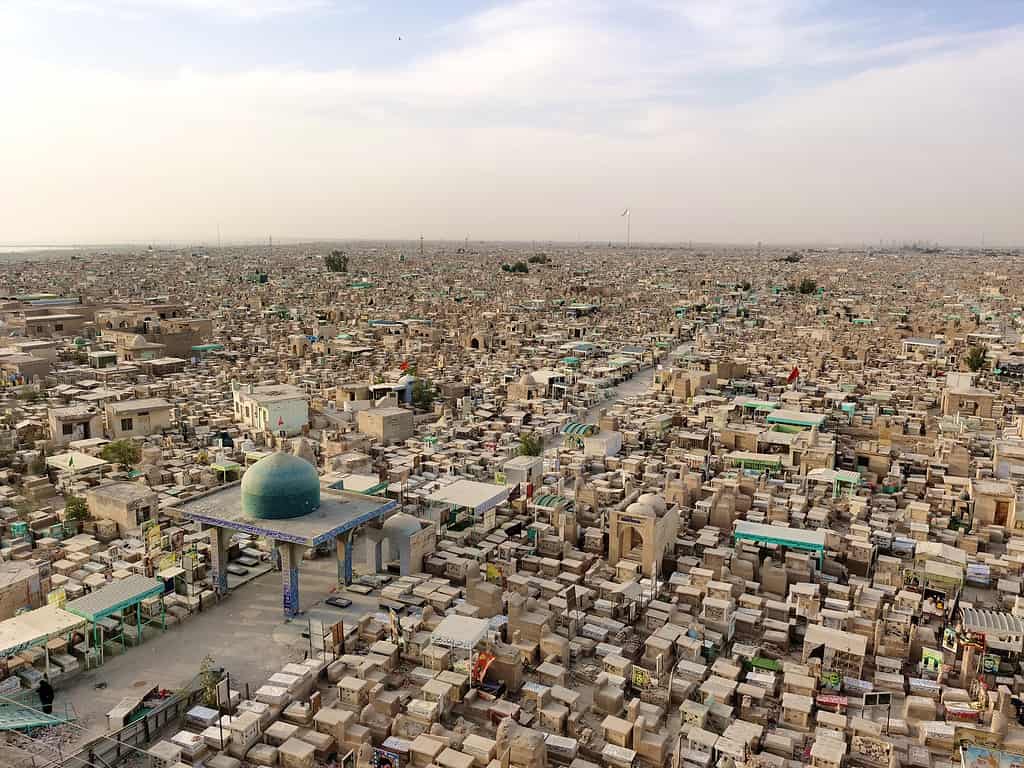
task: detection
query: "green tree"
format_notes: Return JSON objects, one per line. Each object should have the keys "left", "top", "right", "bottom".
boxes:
{"left": 519, "top": 432, "right": 544, "bottom": 457}
{"left": 17, "top": 389, "right": 43, "bottom": 404}
{"left": 100, "top": 439, "right": 141, "bottom": 466}
{"left": 325, "top": 250, "right": 348, "bottom": 273}
{"left": 64, "top": 495, "right": 90, "bottom": 522}
{"left": 29, "top": 447, "right": 46, "bottom": 476}
{"left": 965, "top": 345, "right": 988, "bottom": 372}
{"left": 412, "top": 379, "right": 436, "bottom": 411}
{"left": 199, "top": 655, "right": 219, "bottom": 707}
{"left": 798, "top": 278, "right": 817, "bottom": 294}
{"left": 501, "top": 262, "right": 529, "bottom": 274}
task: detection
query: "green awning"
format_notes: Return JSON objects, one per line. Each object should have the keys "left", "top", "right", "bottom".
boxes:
{"left": 66, "top": 575, "right": 164, "bottom": 622}
{"left": 533, "top": 494, "right": 573, "bottom": 510}
{"left": 561, "top": 422, "right": 597, "bottom": 436}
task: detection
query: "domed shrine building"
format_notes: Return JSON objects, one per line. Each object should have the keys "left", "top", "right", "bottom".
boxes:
{"left": 177, "top": 446, "right": 398, "bottom": 618}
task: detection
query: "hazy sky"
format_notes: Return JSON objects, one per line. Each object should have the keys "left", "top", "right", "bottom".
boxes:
{"left": 1, "top": 1, "right": 1022, "bottom": 246}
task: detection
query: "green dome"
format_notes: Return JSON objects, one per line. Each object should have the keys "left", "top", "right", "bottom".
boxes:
{"left": 241, "top": 452, "right": 320, "bottom": 520}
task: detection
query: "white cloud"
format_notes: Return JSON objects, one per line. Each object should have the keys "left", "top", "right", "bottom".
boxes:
{"left": 30, "top": 0, "right": 331, "bottom": 20}
{"left": 0, "top": 2, "right": 1021, "bottom": 245}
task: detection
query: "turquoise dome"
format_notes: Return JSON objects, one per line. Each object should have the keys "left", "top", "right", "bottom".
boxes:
{"left": 241, "top": 452, "right": 320, "bottom": 520}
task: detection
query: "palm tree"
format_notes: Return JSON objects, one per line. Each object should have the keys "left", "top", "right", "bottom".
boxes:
{"left": 965, "top": 345, "right": 988, "bottom": 372}
{"left": 519, "top": 432, "right": 544, "bottom": 457}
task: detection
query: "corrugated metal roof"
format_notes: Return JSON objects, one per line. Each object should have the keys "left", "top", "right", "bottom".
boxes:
{"left": 66, "top": 575, "right": 164, "bottom": 622}
{"left": 961, "top": 607, "right": 1024, "bottom": 637}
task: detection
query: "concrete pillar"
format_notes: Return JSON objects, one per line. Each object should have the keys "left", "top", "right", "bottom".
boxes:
{"left": 363, "top": 529, "right": 386, "bottom": 574}
{"left": 370, "top": 538, "right": 383, "bottom": 573}
{"left": 336, "top": 531, "right": 354, "bottom": 586}
{"left": 207, "top": 526, "right": 230, "bottom": 596}
{"left": 281, "top": 542, "right": 301, "bottom": 619}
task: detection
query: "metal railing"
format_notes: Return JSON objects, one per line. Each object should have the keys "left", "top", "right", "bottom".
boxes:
{"left": 50, "top": 669, "right": 218, "bottom": 768}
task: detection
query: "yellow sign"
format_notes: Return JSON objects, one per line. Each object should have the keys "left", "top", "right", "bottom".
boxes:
{"left": 159, "top": 553, "right": 177, "bottom": 571}
{"left": 631, "top": 666, "right": 651, "bottom": 688}
{"left": 47, "top": 588, "right": 66, "bottom": 608}
{"left": 494, "top": 471, "right": 507, "bottom": 485}
{"left": 486, "top": 564, "right": 501, "bottom": 584}
{"left": 147, "top": 524, "right": 162, "bottom": 551}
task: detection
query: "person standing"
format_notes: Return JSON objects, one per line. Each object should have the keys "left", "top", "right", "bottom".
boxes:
{"left": 37, "top": 676, "right": 54, "bottom": 715}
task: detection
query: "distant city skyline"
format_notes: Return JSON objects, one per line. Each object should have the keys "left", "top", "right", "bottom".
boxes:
{"left": 1, "top": 1, "right": 1022, "bottom": 245}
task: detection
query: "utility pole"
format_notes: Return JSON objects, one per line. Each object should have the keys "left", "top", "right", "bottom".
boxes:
{"left": 419, "top": 235, "right": 424, "bottom": 256}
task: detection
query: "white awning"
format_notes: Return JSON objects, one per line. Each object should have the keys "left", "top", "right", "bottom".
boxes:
{"left": 0, "top": 606, "right": 87, "bottom": 658}
{"left": 425, "top": 480, "right": 509, "bottom": 514}
{"left": 430, "top": 615, "right": 489, "bottom": 651}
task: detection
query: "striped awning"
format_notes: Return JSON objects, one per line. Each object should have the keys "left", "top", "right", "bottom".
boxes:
{"left": 960, "top": 607, "right": 1024, "bottom": 637}
{"left": 533, "top": 494, "right": 574, "bottom": 510}
{"left": 560, "top": 422, "right": 597, "bottom": 436}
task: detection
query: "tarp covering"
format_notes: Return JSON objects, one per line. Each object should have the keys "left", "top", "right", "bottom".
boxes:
{"left": 0, "top": 606, "right": 86, "bottom": 658}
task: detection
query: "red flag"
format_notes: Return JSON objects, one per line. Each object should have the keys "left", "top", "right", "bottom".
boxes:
{"left": 787, "top": 366, "right": 800, "bottom": 384}
{"left": 399, "top": 361, "right": 410, "bottom": 371}
{"left": 277, "top": 416, "right": 284, "bottom": 427}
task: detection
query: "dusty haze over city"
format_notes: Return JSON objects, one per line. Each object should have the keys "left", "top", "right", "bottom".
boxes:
{"left": 1, "top": 1, "right": 1022, "bottom": 246}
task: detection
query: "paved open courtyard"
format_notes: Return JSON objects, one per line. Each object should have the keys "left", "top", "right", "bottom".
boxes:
{"left": 50, "top": 551, "right": 376, "bottom": 755}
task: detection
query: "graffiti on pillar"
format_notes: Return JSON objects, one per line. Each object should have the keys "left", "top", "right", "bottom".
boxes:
{"left": 209, "top": 529, "right": 229, "bottom": 595}
{"left": 283, "top": 567, "right": 299, "bottom": 616}
{"left": 344, "top": 534, "right": 355, "bottom": 586}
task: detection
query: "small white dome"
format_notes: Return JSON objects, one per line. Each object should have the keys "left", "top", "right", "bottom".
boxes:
{"left": 625, "top": 501, "right": 654, "bottom": 517}
{"left": 383, "top": 512, "right": 422, "bottom": 543}
{"left": 637, "top": 493, "right": 666, "bottom": 516}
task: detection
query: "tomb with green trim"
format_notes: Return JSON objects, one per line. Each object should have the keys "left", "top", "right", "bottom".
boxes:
{"left": 733, "top": 520, "right": 827, "bottom": 565}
